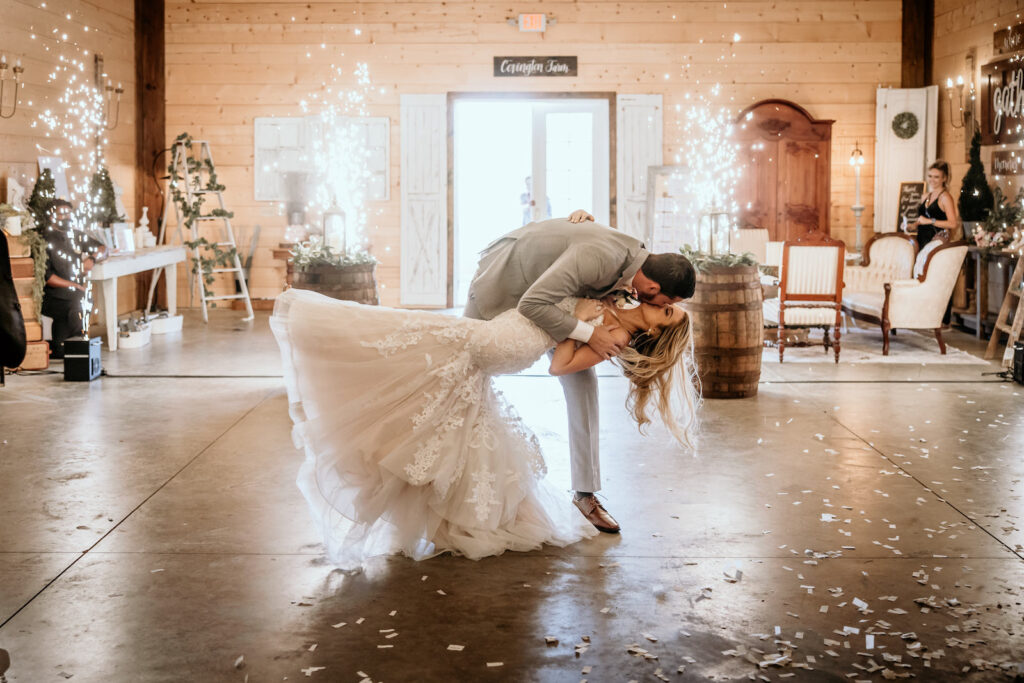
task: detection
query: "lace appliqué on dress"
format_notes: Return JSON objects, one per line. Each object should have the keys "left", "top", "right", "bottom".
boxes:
{"left": 361, "top": 317, "right": 472, "bottom": 358}
{"left": 466, "top": 466, "right": 499, "bottom": 522}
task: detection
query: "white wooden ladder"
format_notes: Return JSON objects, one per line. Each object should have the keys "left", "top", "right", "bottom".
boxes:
{"left": 985, "top": 256, "right": 1024, "bottom": 367}
{"left": 148, "top": 139, "right": 254, "bottom": 322}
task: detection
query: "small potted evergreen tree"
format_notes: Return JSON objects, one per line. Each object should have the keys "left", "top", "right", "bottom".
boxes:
{"left": 959, "top": 130, "right": 994, "bottom": 241}
{"left": 87, "top": 167, "right": 124, "bottom": 228}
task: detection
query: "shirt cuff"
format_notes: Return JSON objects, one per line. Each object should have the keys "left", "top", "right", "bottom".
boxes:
{"left": 568, "top": 320, "right": 595, "bottom": 343}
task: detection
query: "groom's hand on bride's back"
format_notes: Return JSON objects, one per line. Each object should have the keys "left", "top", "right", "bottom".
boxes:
{"left": 588, "top": 324, "right": 625, "bottom": 360}
{"left": 568, "top": 209, "right": 595, "bottom": 223}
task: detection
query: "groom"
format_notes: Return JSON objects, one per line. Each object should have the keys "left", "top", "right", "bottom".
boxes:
{"left": 464, "top": 211, "right": 696, "bottom": 533}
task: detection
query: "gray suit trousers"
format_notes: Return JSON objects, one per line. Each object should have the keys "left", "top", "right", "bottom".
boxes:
{"left": 464, "top": 295, "right": 601, "bottom": 493}
{"left": 548, "top": 349, "right": 601, "bottom": 493}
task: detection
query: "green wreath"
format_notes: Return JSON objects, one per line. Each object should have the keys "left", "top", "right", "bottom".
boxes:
{"left": 892, "top": 111, "right": 919, "bottom": 140}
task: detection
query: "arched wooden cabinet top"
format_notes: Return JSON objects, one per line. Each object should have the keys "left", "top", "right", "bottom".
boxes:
{"left": 733, "top": 99, "right": 836, "bottom": 242}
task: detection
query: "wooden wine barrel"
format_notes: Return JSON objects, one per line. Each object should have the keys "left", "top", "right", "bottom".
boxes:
{"left": 682, "top": 265, "right": 763, "bottom": 398}
{"left": 291, "top": 263, "right": 379, "bottom": 305}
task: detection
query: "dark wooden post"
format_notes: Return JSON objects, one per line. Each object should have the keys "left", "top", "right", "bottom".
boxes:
{"left": 135, "top": 0, "right": 165, "bottom": 309}
{"left": 901, "top": 0, "right": 933, "bottom": 88}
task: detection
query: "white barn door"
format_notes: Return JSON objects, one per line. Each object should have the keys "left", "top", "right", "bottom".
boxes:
{"left": 400, "top": 94, "right": 448, "bottom": 307}
{"left": 616, "top": 94, "right": 662, "bottom": 240}
{"left": 874, "top": 87, "right": 938, "bottom": 233}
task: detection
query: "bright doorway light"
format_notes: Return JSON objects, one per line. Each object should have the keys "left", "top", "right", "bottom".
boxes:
{"left": 453, "top": 98, "right": 610, "bottom": 304}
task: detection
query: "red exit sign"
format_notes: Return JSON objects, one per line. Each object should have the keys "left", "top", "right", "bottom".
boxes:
{"left": 518, "top": 13, "right": 547, "bottom": 32}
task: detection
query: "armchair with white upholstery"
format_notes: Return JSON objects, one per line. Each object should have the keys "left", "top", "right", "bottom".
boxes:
{"left": 762, "top": 232, "right": 846, "bottom": 362}
{"left": 841, "top": 232, "right": 917, "bottom": 320}
{"left": 878, "top": 241, "right": 968, "bottom": 355}
{"left": 731, "top": 227, "right": 770, "bottom": 264}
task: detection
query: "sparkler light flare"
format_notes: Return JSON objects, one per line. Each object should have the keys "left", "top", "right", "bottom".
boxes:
{"left": 300, "top": 61, "right": 375, "bottom": 256}
{"left": 673, "top": 84, "right": 742, "bottom": 254}
{"left": 29, "top": 10, "right": 122, "bottom": 335}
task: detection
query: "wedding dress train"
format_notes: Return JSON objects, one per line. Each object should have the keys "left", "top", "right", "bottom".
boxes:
{"left": 271, "top": 288, "right": 598, "bottom": 569}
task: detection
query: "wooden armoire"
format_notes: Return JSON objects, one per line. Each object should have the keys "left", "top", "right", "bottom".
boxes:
{"left": 734, "top": 100, "right": 834, "bottom": 241}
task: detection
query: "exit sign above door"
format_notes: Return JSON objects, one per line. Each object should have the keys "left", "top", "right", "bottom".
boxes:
{"left": 518, "top": 13, "right": 546, "bottom": 31}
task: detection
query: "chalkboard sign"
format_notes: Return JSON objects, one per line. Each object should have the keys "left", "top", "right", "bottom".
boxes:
{"left": 896, "top": 181, "right": 924, "bottom": 231}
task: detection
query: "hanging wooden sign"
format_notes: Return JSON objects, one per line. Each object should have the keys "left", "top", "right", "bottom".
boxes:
{"left": 979, "top": 53, "right": 1024, "bottom": 145}
{"left": 493, "top": 56, "right": 577, "bottom": 77}
{"left": 994, "top": 22, "right": 1024, "bottom": 55}
{"left": 992, "top": 150, "right": 1024, "bottom": 176}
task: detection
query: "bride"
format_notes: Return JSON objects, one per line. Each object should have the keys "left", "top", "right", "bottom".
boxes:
{"left": 271, "top": 287, "right": 698, "bottom": 569}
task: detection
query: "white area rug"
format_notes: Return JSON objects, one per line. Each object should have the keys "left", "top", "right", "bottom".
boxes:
{"left": 762, "top": 325, "right": 988, "bottom": 365}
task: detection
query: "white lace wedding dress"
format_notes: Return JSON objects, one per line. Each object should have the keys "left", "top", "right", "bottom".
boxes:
{"left": 271, "top": 288, "right": 599, "bottom": 569}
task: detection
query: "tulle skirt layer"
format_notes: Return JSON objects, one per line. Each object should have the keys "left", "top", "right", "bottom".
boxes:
{"left": 270, "top": 288, "right": 597, "bottom": 569}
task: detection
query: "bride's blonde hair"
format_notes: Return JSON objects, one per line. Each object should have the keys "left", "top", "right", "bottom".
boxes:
{"left": 614, "top": 311, "right": 701, "bottom": 449}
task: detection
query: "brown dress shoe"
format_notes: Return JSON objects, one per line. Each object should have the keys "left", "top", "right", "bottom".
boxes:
{"left": 573, "top": 495, "right": 620, "bottom": 534}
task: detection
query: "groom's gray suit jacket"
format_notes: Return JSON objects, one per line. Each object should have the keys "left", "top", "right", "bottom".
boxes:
{"left": 466, "top": 218, "right": 648, "bottom": 342}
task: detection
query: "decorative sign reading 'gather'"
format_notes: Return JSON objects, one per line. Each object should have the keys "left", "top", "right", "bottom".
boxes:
{"left": 493, "top": 56, "right": 578, "bottom": 77}
{"left": 980, "top": 53, "right": 1024, "bottom": 145}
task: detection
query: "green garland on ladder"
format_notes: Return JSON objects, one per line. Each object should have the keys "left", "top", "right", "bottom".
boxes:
{"left": 167, "top": 132, "right": 239, "bottom": 303}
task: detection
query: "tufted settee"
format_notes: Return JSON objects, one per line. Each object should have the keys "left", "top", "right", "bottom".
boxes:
{"left": 841, "top": 233, "right": 918, "bottom": 319}
{"left": 843, "top": 237, "right": 968, "bottom": 355}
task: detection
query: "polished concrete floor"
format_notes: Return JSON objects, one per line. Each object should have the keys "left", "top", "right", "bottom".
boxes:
{"left": 1, "top": 310, "right": 1022, "bottom": 682}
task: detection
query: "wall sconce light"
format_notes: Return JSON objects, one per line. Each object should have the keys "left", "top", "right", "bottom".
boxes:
{"left": 93, "top": 53, "right": 123, "bottom": 131}
{"left": 103, "top": 79, "right": 124, "bottom": 131}
{"left": 849, "top": 142, "right": 866, "bottom": 251}
{"left": 945, "top": 75, "right": 974, "bottom": 130}
{"left": 0, "top": 54, "right": 25, "bottom": 119}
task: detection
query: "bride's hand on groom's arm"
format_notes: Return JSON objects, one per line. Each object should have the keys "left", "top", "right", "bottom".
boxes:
{"left": 574, "top": 298, "right": 604, "bottom": 321}
{"left": 568, "top": 209, "right": 594, "bottom": 223}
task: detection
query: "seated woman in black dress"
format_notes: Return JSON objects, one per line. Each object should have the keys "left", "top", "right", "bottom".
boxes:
{"left": 910, "top": 159, "right": 961, "bottom": 251}
{"left": 41, "top": 199, "right": 107, "bottom": 359}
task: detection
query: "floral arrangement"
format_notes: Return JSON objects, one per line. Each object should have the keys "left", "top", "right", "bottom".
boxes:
{"left": 972, "top": 225, "right": 1012, "bottom": 251}
{"left": 972, "top": 186, "right": 1022, "bottom": 252}
{"left": 289, "top": 236, "right": 377, "bottom": 270}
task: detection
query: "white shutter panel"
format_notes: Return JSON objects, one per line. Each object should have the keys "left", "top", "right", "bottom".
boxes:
{"left": 616, "top": 94, "right": 663, "bottom": 242}
{"left": 400, "top": 94, "right": 448, "bottom": 306}
{"left": 873, "top": 86, "right": 938, "bottom": 233}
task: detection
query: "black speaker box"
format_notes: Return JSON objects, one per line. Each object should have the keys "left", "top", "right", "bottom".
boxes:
{"left": 63, "top": 336, "right": 102, "bottom": 382}
{"left": 1013, "top": 342, "right": 1024, "bottom": 385}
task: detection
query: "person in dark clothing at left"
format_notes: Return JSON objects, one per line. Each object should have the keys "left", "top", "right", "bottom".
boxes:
{"left": 41, "top": 199, "right": 107, "bottom": 359}
{"left": 1, "top": 225, "right": 27, "bottom": 375}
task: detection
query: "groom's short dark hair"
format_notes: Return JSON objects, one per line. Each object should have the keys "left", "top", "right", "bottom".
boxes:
{"left": 641, "top": 253, "right": 696, "bottom": 299}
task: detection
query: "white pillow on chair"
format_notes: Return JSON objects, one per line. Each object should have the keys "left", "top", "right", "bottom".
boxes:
{"left": 913, "top": 240, "right": 941, "bottom": 278}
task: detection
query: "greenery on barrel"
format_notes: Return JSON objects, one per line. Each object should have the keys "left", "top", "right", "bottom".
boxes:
{"left": 679, "top": 244, "right": 758, "bottom": 273}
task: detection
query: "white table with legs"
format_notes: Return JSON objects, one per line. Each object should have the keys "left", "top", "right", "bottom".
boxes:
{"left": 88, "top": 246, "right": 187, "bottom": 351}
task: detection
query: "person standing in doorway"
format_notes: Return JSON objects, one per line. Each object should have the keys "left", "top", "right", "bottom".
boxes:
{"left": 520, "top": 176, "right": 552, "bottom": 226}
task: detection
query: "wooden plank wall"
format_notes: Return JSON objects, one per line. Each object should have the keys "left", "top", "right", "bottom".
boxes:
{"left": 934, "top": 0, "right": 1024, "bottom": 200}
{"left": 165, "top": 1, "right": 902, "bottom": 306}
{"left": 0, "top": 0, "right": 138, "bottom": 315}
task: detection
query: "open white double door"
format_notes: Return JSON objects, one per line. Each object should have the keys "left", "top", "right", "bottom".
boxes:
{"left": 400, "top": 93, "right": 661, "bottom": 307}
